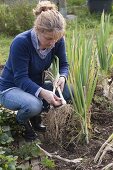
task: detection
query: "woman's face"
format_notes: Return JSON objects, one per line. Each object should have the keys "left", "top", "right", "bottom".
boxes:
{"left": 38, "top": 31, "right": 61, "bottom": 49}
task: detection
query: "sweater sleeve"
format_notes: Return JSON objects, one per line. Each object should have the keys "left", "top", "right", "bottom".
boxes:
{"left": 55, "top": 37, "right": 69, "bottom": 78}
{"left": 10, "top": 37, "right": 40, "bottom": 96}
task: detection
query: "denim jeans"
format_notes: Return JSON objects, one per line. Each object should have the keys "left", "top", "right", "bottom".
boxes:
{"left": 0, "top": 82, "right": 72, "bottom": 123}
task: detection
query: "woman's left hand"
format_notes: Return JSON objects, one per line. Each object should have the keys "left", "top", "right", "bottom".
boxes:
{"left": 54, "top": 76, "right": 66, "bottom": 92}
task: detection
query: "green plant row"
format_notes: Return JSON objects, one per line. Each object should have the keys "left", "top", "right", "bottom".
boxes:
{"left": 66, "top": 12, "right": 113, "bottom": 143}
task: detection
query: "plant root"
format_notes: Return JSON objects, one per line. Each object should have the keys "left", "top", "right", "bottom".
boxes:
{"left": 43, "top": 104, "right": 74, "bottom": 144}
{"left": 102, "top": 162, "right": 113, "bottom": 170}
{"left": 94, "top": 133, "right": 113, "bottom": 165}
{"left": 36, "top": 143, "right": 83, "bottom": 164}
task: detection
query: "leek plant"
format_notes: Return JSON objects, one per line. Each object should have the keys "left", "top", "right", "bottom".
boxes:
{"left": 96, "top": 12, "right": 113, "bottom": 75}
{"left": 96, "top": 12, "right": 113, "bottom": 99}
{"left": 66, "top": 30, "right": 98, "bottom": 143}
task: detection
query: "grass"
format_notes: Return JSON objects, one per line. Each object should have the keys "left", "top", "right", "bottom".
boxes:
{"left": 0, "top": 34, "right": 13, "bottom": 65}
{"left": 67, "top": 0, "right": 85, "bottom": 6}
{"left": 67, "top": 5, "right": 102, "bottom": 30}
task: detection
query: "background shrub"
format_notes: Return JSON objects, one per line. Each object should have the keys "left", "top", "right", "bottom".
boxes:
{"left": 0, "top": 0, "right": 35, "bottom": 36}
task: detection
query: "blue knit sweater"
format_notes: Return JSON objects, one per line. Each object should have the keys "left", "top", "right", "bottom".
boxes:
{"left": 0, "top": 29, "right": 69, "bottom": 96}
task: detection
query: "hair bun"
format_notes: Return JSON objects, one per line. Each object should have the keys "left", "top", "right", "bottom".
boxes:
{"left": 33, "top": 1, "right": 57, "bottom": 16}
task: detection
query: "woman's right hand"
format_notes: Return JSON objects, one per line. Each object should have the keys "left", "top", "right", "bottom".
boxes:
{"left": 39, "top": 89, "right": 62, "bottom": 107}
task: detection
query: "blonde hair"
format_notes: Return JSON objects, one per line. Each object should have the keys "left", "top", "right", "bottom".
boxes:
{"left": 33, "top": 1, "right": 66, "bottom": 39}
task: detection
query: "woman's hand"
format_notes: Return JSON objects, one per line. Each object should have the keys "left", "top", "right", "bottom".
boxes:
{"left": 54, "top": 76, "right": 66, "bottom": 92}
{"left": 39, "top": 89, "right": 62, "bottom": 106}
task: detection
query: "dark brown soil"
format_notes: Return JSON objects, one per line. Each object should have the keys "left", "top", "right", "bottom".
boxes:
{"left": 41, "top": 89, "right": 113, "bottom": 170}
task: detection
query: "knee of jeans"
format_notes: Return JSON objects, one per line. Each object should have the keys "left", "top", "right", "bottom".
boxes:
{"left": 25, "top": 99, "right": 43, "bottom": 116}
{"left": 31, "top": 99, "right": 43, "bottom": 114}
{"left": 16, "top": 99, "right": 43, "bottom": 123}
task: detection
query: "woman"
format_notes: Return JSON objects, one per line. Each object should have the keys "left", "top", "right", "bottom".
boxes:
{"left": 0, "top": 1, "right": 71, "bottom": 141}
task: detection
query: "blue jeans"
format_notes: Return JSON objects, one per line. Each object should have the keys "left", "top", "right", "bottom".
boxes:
{"left": 0, "top": 82, "right": 72, "bottom": 124}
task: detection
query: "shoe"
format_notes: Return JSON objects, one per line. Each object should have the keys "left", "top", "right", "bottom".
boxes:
{"left": 30, "top": 115, "right": 46, "bottom": 132}
{"left": 22, "top": 121, "right": 38, "bottom": 141}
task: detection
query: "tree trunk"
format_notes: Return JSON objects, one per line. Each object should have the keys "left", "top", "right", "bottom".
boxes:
{"left": 59, "top": 0, "right": 67, "bottom": 17}
{"left": 42, "top": 0, "right": 67, "bottom": 17}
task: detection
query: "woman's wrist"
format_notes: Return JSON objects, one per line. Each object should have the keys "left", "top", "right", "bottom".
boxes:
{"left": 60, "top": 75, "right": 67, "bottom": 82}
{"left": 39, "top": 88, "right": 46, "bottom": 98}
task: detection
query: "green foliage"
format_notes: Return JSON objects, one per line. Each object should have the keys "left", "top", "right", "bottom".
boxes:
{"left": 0, "top": 34, "right": 13, "bottom": 65}
{"left": 0, "top": 110, "right": 14, "bottom": 145}
{"left": 67, "top": 0, "right": 85, "bottom": 6}
{"left": 0, "top": 108, "right": 14, "bottom": 126}
{"left": 0, "top": 147, "right": 17, "bottom": 170}
{"left": 13, "top": 141, "right": 41, "bottom": 160}
{"left": 0, "top": 108, "right": 39, "bottom": 169}
{"left": 0, "top": 107, "right": 18, "bottom": 169}
{"left": 0, "top": 1, "right": 35, "bottom": 36}
{"left": 13, "top": 141, "right": 56, "bottom": 169}
{"left": 0, "top": 132, "right": 13, "bottom": 145}
{"left": 0, "top": 142, "right": 18, "bottom": 170}
{"left": 66, "top": 28, "right": 98, "bottom": 143}
{"left": 67, "top": 4, "right": 101, "bottom": 29}
{"left": 41, "top": 156, "right": 56, "bottom": 169}
{"left": 0, "top": 4, "right": 17, "bottom": 35}
{"left": 96, "top": 12, "right": 113, "bottom": 76}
